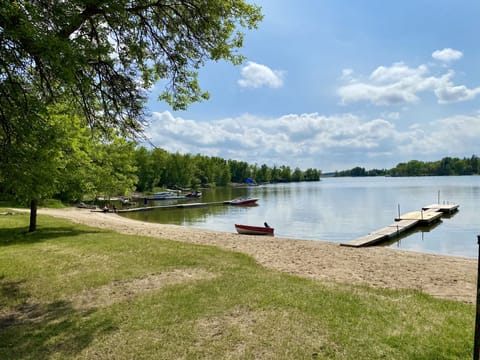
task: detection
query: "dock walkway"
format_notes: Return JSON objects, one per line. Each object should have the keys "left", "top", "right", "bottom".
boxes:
{"left": 340, "top": 203, "right": 458, "bottom": 247}
{"left": 116, "top": 201, "right": 227, "bottom": 213}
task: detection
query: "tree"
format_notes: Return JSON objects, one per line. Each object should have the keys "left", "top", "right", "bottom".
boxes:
{"left": 256, "top": 164, "right": 272, "bottom": 183}
{"left": 134, "top": 147, "right": 155, "bottom": 193}
{"left": 228, "top": 159, "right": 251, "bottom": 183}
{"left": 279, "top": 165, "right": 292, "bottom": 182}
{"left": 1, "top": 0, "right": 262, "bottom": 136}
{"left": 469, "top": 155, "right": 479, "bottom": 174}
{"left": 304, "top": 168, "right": 321, "bottom": 181}
{"left": 0, "top": 104, "right": 139, "bottom": 231}
{"left": 0, "top": 106, "right": 92, "bottom": 231}
{"left": 211, "top": 157, "right": 231, "bottom": 186}
{"left": 52, "top": 110, "right": 98, "bottom": 203}
{"left": 163, "top": 152, "right": 195, "bottom": 188}
{"left": 270, "top": 165, "right": 282, "bottom": 183}
{"left": 89, "top": 137, "right": 138, "bottom": 200}
{"left": 292, "top": 167, "right": 304, "bottom": 182}
{"left": 438, "top": 157, "right": 454, "bottom": 176}
{"left": 0, "top": 0, "right": 262, "bottom": 230}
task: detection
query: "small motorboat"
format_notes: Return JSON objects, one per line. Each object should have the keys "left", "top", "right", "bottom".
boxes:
{"left": 185, "top": 191, "right": 202, "bottom": 198}
{"left": 235, "top": 223, "right": 274, "bottom": 236}
{"left": 148, "top": 191, "right": 183, "bottom": 200}
{"left": 228, "top": 197, "right": 259, "bottom": 206}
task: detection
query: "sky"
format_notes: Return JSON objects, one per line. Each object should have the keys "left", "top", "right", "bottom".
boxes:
{"left": 144, "top": 0, "right": 480, "bottom": 173}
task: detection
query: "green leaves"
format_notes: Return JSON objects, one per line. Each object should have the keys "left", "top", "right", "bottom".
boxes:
{"left": 0, "top": 0, "right": 262, "bottom": 139}
{"left": 89, "top": 137, "right": 138, "bottom": 198}
{"left": 0, "top": 0, "right": 262, "bottom": 229}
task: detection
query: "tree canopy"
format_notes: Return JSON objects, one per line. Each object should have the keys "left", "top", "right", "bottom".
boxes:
{"left": 133, "top": 147, "right": 322, "bottom": 190}
{"left": 0, "top": 0, "right": 262, "bottom": 138}
{"left": 333, "top": 155, "right": 480, "bottom": 177}
{"left": 0, "top": 0, "right": 262, "bottom": 230}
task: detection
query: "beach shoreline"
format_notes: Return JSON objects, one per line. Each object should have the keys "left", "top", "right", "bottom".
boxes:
{"left": 36, "top": 207, "right": 477, "bottom": 303}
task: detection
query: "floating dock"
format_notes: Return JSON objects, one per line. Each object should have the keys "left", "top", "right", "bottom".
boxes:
{"left": 114, "top": 200, "right": 230, "bottom": 213}
{"left": 421, "top": 203, "right": 459, "bottom": 214}
{"left": 394, "top": 208, "right": 443, "bottom": 223}
{"left": 340, "top": 203, "right": 458, "bottom": 247}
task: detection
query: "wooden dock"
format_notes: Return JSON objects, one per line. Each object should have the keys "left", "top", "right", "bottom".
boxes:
{"left": 115, "top": 201, "right": 226, "bottom": 213}
{"left": 340, "top": 203, "right": 458, "bottom": 247}
{"left": 422, "top": 203, "right": 459, "bottom": 214}
{"left": 394, "top": 208, "right": 443, "bottom": 223}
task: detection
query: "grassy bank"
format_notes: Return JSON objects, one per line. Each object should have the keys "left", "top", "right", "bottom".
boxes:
{"left": 0, "top": 210, "right": 475, "bottom": 359}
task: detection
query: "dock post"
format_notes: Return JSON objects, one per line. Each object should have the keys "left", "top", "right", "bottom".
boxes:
{"left": 474, "top": 235, "right": 480, "bottom": 360}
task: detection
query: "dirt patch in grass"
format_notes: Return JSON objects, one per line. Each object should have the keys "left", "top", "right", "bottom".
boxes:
{"left": 194, "top": 307, "right": 333, "bottom": 358}
{"left": 0, "top": 269, "right": 215, "bottom": 329}
{"left": 71, "top": 268, "right": 216, "bottom": 310}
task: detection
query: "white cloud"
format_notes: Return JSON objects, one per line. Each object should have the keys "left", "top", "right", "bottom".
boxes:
{"left": 238, "top": 61, "right": 285, "bottom": 89}
{"left": 432, "top": 48, "right": 463, "bottom": 63}
{"left": 435, "top": 83, "right": 480, "bottom": 103}
{"left": 338, "top": 62, "right": 480, "bottom": 105}
{"left": 382, "top": 112, "right": 400, "bottom": 120}
{"left": 144, "top": 111, "right": 394, "bottom": 170}
{"left": 370, "top": 63, "right": 428, "bottom": 83}
{"left": 145, "top": 110, "right": 480, "bottom": 171}
{"left": 402, "top": 115, "right": 480, "bottom": 155}
{"left": 338, "top": 82, "right": 420, "bottom": 105}
{"left": 341, "top": 68, "right": 354, "bottom": 81}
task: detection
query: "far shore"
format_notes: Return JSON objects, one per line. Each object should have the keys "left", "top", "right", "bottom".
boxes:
{"left": 31, "top": 207, "right": 478, "bottom": 303}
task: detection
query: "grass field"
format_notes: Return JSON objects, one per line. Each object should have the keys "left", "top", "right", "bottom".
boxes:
{"left": 0, "top": 210, "right": 475, "bottom": 359}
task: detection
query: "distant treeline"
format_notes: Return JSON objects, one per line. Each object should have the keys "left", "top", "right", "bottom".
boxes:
{"left": 333, "top": 155, "right": 480, "bottom": 177}
{"left": 135, "top": 147, "right": 321, "bottom": 192}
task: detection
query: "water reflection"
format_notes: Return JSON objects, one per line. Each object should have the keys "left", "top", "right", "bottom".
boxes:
{"left": 121, "top": 176, "right": 480, "bottom": 258}
{"left": 380, "top": 221, "right": 443, "bottom": 247}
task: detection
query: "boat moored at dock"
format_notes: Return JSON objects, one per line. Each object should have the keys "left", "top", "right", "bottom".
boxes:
{"left": 225, "top": 197, "right": 259, "bottom": 206}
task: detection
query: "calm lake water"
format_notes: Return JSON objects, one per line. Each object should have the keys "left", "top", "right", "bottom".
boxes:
{"left": 122, "top": 176, "right": 480, "bottom": 258}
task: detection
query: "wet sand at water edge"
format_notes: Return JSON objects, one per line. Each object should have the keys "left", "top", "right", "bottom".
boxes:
{"left": 35, "top": 208, "right": 477, "bottom": 303}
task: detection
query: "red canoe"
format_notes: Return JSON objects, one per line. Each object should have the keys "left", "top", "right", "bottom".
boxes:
{"left": 235, "top": 224, "right": 274, "bottom": 236}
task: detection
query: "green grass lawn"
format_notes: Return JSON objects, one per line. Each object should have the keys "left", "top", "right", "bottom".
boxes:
{"left": 0, "top": 210, "right": 475, "bottom": 359}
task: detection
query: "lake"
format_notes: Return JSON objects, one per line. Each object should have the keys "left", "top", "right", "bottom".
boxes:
{"left": 121, "top": 176, "right": 480, "bottom": 258}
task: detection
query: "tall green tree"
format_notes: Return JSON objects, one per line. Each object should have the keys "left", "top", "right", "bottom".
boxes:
{"left": 256, "top": 164, "right": 272, "bottom": 183}
{"left": 134, "top": 147, "right": 155, "bottom": 193}
{"left": 149, "top": 148, "right": 170, "bottom": 189}
{"left": 211, "top": 157, "right": 231, "bottom": 186}
{"left": 0, "top": 0, "right": 262, "bottom": 230}
{"left": 228, "top": 159, "right": 251, "bottom": 183}
{"left": 270, "top": 165, "right": 282, "bottom": 183}
{"left": 0, "top": 107, "right": 91, "bottom": 231}
{"left": 292, "top": 167, "right": 304, "bottom": 182}
{"left": 165, "top": 153, "right": 195, "bottom": 188}
{"left": 90, "top": 137, "right": 138, "bottom": 200}
{"left": 0, "top": 0, "right": 262, "bottom": 136}
{"left": 279, "top": 165, "right": 292, "bottom": 182}
{"left": 51, "top": 110, "right": 97, "bottom": 203}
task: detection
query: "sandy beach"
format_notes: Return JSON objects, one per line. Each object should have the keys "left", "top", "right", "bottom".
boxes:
{"left": 37, "top": 207, "right": 477, "bottom": 303}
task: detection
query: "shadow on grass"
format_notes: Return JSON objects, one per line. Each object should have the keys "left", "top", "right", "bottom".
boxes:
{"left": 0, "top": 277, "right": 114, "bottom": 359}
{"left": 0, "top": 226, "right": 103, "bottom": 247}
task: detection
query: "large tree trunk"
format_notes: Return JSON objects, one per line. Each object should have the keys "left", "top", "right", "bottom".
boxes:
{"left": 29, "top": 199, "right": 38, "bottom": 232}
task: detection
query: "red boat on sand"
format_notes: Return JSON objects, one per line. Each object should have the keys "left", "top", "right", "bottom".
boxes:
{"left": 235, "top": 223, "right": 274, "bottom": 236}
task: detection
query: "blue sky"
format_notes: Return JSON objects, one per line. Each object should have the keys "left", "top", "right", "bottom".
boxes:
{"left": 145, "top": 0, "right": 480, "bottom": 172}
